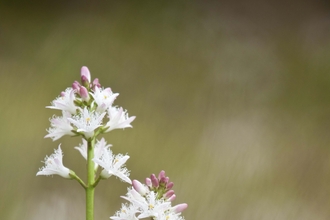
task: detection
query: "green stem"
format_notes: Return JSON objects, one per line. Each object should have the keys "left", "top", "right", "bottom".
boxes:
{"left": 70, "top": 171, "right": 87, "bottom": 189}
{"left": 92, "top": 175, "right": 102, "bottom": 188}
{"left": 86, "top": 138, "right": 96, "bottom": 220}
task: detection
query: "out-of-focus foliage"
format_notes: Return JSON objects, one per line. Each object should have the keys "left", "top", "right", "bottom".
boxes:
{"left": 1, "top": 1, "right": 330, "bottom": 219}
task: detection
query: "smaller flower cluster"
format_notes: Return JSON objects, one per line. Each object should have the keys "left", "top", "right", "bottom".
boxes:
{"left": 111, "top": 171, "right": 187, "bottom": 220}
{"left": 37, "top": 138, "right": 132, "bottom": 184}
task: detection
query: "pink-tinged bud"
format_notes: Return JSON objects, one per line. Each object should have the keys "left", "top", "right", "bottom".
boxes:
{"left": 158, "top": 170, "right": 166, "bottom": 180}
{"left": 81, "top": 67, "right": 91, "bottom": 88}
{"left": 81, "top": 76, "right": 89, "bottom": 88}
{"left": 60, "top": 91, "right": 66, "bottom": 97}
{"left": 132, "top": 180, "right": 147, "bottom": 196}
{"left": 92, "top": 78, "right": 101, "bottom": 90}
{"left": 79, "top": 86, "right": 90, "bottom": 102}
{"left": 167, "top": 194, "right": 176, "bottom": 202}
{"left": 172, "top": 203, "right": 188, "bottom": 213}
{"left": 160, "top": 176, "right": 169, "bottom": 184}
{"left": 164, "top": 190, "right": 175, "bottom": 199}
{"left": 145, "top": 178, "right": 152, "bottom": 187}
{"left": 72, "top": 81, "right": 81, "bottom": 92}
{"left": 166, "top": 182, "right": 174, "bottom": 190}
{"left": 81, "top": 66, "right": 91, "bottom": 83}
{"left": 150, "top": 174, "right": 159, "bottom": 188}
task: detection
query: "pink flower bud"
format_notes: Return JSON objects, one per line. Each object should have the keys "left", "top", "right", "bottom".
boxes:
{"left": 79, "top": 86, "right": 90, "bottom": 102}
{"left": 160, "top": 176, "right": 169, "bottom": 184}
{"left": 132, "top": 180, "right": 147, "bottom": 196}
{"left": 164, "top": 190, "right": 174, "bottom": 199}
{"left": 167, "top": 194, "right": 176, "bottom": 202}
{"left": 172, "top": 203, "right": 188, "bottom": 213}
{"left": 92, "top": 78, "right": 101, "bottom": 90}
{"left": 81, "top": 66, "right": 91, "bottom": 83}
{"left": 72, "top": 81, "right": 81, "bottom": 92}
{"left": 166, "top": 182, "right": 174, "bottom": 190}
{"left": 158, "top": 170, "right": 166, "bottom": 180}
{"left": 60, "top": 91, "right": 66, "bottom": 97}
{"left": 145, "top": 178, "right": 152, "bottom": 187}
{"left": 150, "top": 174, "right": 159, "bottom": 188}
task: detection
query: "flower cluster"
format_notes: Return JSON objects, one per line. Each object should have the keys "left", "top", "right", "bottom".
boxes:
{"left": 45, "top": 66, "right": 135, "bottom": 141}
{"left": 111, "top": 171, "right": 188, "bottom": 220}
{"left": 37, "top": 67, "right": 135, "bottom": 183}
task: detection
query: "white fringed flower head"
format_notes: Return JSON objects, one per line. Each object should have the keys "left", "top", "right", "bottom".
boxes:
{"left": 93, "top": 148, "right": 131, "bottom": 184}
{"left": 45, "top": 111, "right": 75, "bottom": 141}
{"left": 74, "top": 138, "right": 112, "bottom": 170}
{"left": 110, "top": 203, "right": 139, "bottom": 220}
{"left": 47, "top": 88, "right": 78, "bottom": 114}
{"left": 36, "top": 145, "right": 71, "bottom": 178}
{"left": 90, "top": 87, "right": 119, "bottom": 113}
{"left": 137, "top": 191, "right": 171, "bottom": 219}
{"left": 105, "top": 106, "right": 136, "bottom": 132}
{"left": 158, "top": 211, "right": 185, "bottom": 220}
{"left": 68, "top": 107, "right": 106, "bottom": 139}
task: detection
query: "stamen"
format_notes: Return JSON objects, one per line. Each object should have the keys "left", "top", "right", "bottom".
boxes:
{"left": 86, "top": 117, "right": 91, "bottom": 124}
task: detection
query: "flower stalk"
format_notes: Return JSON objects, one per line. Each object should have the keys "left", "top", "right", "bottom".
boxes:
{"left": 70, "top": 171, "right": 87, "bottom": 189}
{"left": 86, "top": 138, "right": 95, "bottom": 220}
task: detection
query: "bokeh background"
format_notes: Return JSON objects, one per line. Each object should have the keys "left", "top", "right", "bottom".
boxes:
{"left": 1, "top": 1, "right": 330, "bottom": 219}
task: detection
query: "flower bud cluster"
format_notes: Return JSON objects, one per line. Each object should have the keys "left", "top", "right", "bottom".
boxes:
{"left": 144, "top": 170, "right": 176, "bottom": 201}
{"left": 111, "top": 171, "right": 187, "bottom": 220}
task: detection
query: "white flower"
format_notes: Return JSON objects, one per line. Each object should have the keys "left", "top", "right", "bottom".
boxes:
{"left": 137, "top": 191, "right": 172, "bottom": 219}
{"left": 105, "top": 106, "right": 136, "bottom": 132}
{"left": 93, "top": 148, "right": 131, "bottom": 184}
{"left": 158, "top": 211, "right": 185, "bottom": 220}
{"left": 47, "top": 88, "right": 77, "bottom": 114}
{"left": 114, "top": 187, "right": 187, "bottom": 220}
{"left": 68, "top": 107, "right": 106, "bottom": 139}
{"left": 90, "top": 87, "right": 119, "bottom": 113}
{"left": 121, "top": 187, "right": 148, "bottom": 206}
{"left": 36, "top": 145, "right": 71, "bottom": 178}
{"left": 110, "top": 203, "right": 139, "bottom": 220}
{"left": 45, "top": 111, "right": 75, "bottom": 141}
{"left": 74, "top": 138, "right": 112, "bottom": 169}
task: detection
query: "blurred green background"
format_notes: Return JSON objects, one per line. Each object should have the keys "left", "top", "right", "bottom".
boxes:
{"left": 1, "top": 1, "right": 330, "bottom": 219}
